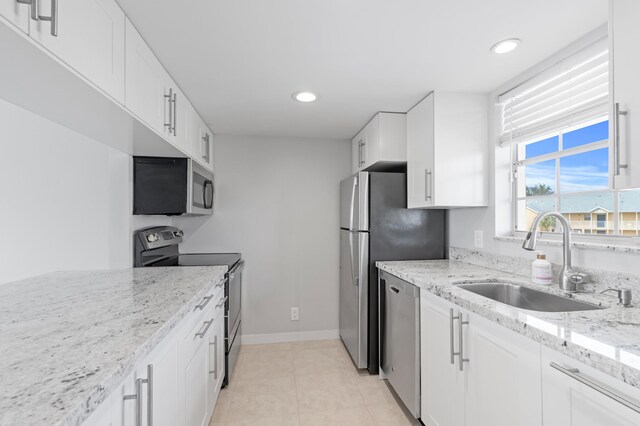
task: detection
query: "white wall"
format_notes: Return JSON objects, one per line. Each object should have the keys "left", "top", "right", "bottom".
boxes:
{"left": 0, "top": 99, "right": 135, "bottom": 284}
{"left": 173, "top": 134, "right": 351, "bottom": 339}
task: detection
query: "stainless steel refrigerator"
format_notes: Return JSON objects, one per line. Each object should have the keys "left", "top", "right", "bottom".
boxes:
{"left": 339, "top": 171, "right": 446, "bottom": 374}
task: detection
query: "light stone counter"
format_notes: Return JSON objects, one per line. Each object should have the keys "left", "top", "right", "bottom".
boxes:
{"left": 377, "top": 260, "right": 640, "bottom": 390}
{"left": 0, "top": 266, "right": 227, "bottom": 426}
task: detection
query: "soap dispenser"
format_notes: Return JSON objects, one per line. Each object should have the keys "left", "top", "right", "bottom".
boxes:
{"left": 532, "top": 252, "right": 553, "bottom": 285}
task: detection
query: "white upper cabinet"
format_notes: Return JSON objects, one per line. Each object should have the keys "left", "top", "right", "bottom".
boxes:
{"left": 125, "top": 19, "right": 197, "bottom": 154}
{"left": 125, "top": 18, "right": 171, "bottom": 134}
{"left": 407, "top": 92, "right": 488, "bottom": 209}
{"left": 541, "top": 346, "right": 640, "bottom": 426}
{"left": 191, "top": 114, "right": 214, "bottom": 171}
{"left": 172, "top": 86, "right": 193, "bottom": 153}
{"left": 31, "top": 0, "right": 125, "bottom": 104}
{"left": 611, "top": 0, "right": 640, "bottom": 189}
{"left": 0, "top": 0, "right": 29, "bottom": 33}
{"left": 352, "top": 112, "right": 406, "bottom": 173}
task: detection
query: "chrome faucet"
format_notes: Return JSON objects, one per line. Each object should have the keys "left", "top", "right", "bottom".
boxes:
{"left": 522, "top": 212, "right": 589, "bottom": 292}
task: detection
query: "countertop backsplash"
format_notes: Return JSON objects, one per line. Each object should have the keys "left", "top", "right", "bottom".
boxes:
{"left": 450, "top": 246, "right": 640, "bottom": 296}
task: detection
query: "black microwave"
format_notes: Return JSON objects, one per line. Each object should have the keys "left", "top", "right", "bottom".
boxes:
{"left": 133, "top": 157, "right": 214, "bottom": 216}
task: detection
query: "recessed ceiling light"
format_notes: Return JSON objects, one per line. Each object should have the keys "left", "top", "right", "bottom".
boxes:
{"left": 490, "top": 38, "right": 521, "bottom": 54}
{"left": 292, "top": 91, "right": 318, "bottom": 103}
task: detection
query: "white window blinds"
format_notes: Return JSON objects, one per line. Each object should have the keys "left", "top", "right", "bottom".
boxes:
{"left": 499, "top": 37, "right": 609, "bottom": 146}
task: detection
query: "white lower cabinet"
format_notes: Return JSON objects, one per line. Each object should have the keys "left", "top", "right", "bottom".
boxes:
{"left": 83, "top": 285, "right": 225, "bottom": 426}
{"left": 184, "top": 336, "right": 209, "bottom": 426}
{"left": 420, "top": 290, "right": 542, "bottom": 426}
{"left": 541, "top": 346, "right": 640, "bottom": 426}
{"left": 208, "top": 308, "right": 225, "bottom": 414}
{"left": 420, "top": 288, "right": 640, "bottom": 426}
{"left": 421, "top": 291, "right": 464, "bottom": 426}
{"left": 464, "top": 312, "right": 542, "bottom": 426}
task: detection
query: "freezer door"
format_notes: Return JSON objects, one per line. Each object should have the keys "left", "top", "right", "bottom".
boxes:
{"left": 339, "top": 229, "right": 368, "bottom": 368}
{"left": 339, "top": 172, "right": 369, "bottom": 231}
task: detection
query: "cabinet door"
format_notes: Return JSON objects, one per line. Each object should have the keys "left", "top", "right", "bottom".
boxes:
{"left": 125, "top": 19, "right": 169, "bottom": 133}
{"left": 191, "top": 116, "right": 214, "bottom": 171}
{"left": 0, "top": 0, "right": 30, "bottom": 33}
{"left": 207, "top": 310, "right": 225, "bottom": 415}
{"left": 360, "top": 115, "right": 379, "bottom": 170}
{"left": 542, "top": 347, "right": 640, "bottom": 426}
{"left": 110, "top": 371, "right": 138, "bottom": 426}
{"left": 351, "top": 134, "right": 362, "bottom": 173}
{"left": 612, "top": 0, "right": 640, "bottom": 189}
{"left": 464, "top": 314, "right": 542, "bottom": 426}
{"left": 185, "top": 337, "right": 209, "bottom": 426}
{"left": 31, "top": 0, "right": 125, "bottom": 103}
{"left": 407, "top": 93, "right": 435, "bottom": 208}
{"left": 151, "top": 339, "right": 180, "bottom": 426}
{"left": 420, "top": 291, "right": 464, "bottom": 426}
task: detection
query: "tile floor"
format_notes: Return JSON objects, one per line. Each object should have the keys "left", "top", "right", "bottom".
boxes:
{"left": 209, "top": 339, "right": 421, "bottom": 426}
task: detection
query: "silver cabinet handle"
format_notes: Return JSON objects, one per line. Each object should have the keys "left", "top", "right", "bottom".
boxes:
{"left": 209, "top": 334, "right": 218, "bottom": 379}
{"left": 195, "top": 319, "right": 213, "bottom": 338}
{"left": 449, "top": 309, "right": 456, "bottom": 364}
{"left": 202, "top": 133, "right": 210, "bottom": 162}
{"left": 449, "top": 309, "right": 469, "bottom": 370}
{"left": 457, "top": 311, "right": 469, "bottom": 371}
{"left": 172, "top": 91, "right": 177, "bottom": 136}
{"left": 37, "top": 0, "right": 57, "bottom": 36}
{"left": 360, "top": 140, "right": 366, "bottom": 166}
{"left": 123, "top": 364, "right": 153, "bottom": 426}
{"left": 164, "top": 88, "right": 173, "bottom": 133}
{"left": 16, "top": 0, "right": 39, "bottom": 21}
{"left": 614, "top": 103, "right": 629, "bottom": 176}
{"left": 215, "top": 280, "right": 224, "bottom": 289}
{"left": 216, "top": 296, "right": 228, "bottom": 309}
{"left": 146, "top": 364, "right": 153, "bottom": 426}
{"left": 195, "top": 295, "right": 213, "bottom": 310}
{"left": 425, "top": 169, "right": 432, "bottom": 201}
{"left": 550, "top": 362, "right": 640, "bottom": 414}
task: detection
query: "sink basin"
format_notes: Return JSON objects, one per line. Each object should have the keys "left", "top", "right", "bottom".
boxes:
{"left": 456, "top": 282, "right": 604, "bottom": 312}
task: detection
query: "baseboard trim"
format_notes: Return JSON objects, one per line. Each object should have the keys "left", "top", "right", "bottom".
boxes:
{"left": 240, "top": 329, "right": 340, "bottom": 345}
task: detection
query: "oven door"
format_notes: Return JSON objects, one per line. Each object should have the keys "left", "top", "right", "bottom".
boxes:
{"left": 187, "top": 160, "right": 214, "bottom": 215}
{"left": 226, "top": 259, "right": 244, "bottom": 340}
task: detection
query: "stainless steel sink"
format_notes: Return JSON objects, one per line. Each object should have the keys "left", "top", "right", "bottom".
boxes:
{"left": 456, "top": 282, "right": 604, "bottom": 312}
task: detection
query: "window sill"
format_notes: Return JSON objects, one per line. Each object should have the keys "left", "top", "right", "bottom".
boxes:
{"left": 495, "top": 234, "right": 640, "bottom": 254}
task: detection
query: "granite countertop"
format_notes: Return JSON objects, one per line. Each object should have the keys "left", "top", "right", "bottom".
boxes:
{"left": 0, "top": 266, "right": 227, "bottom": 426}
{"left": 377, "top": 260, "right": 640, "bottom": 389}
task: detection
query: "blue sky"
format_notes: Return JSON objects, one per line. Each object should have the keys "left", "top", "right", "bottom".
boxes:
{"left": 524, "top": 121, "right": 608, "bottom": 193}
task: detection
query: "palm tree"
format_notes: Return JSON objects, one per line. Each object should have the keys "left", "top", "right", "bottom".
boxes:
{"left": 526, "top": 183, "right": 554, "bottom": 196}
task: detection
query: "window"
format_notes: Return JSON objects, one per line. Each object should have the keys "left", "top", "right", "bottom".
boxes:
{"left": 501, "top": 36, "right": 640, "bottom": 237}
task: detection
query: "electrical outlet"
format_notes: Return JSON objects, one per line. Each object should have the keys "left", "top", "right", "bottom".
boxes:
{"left": 290, "top": 307, "right": 299, "bottom": 321}
{"left": 474, "top": 230, "right": 484, "bottom": 249}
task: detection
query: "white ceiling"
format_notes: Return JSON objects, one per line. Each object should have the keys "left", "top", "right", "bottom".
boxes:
{"left": 116, "top": 0, "right": 607, "bottom": 140}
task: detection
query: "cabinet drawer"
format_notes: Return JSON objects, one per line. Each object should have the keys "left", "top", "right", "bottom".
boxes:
{"left": 183, "top": 306, "right": 215, "bottom": 363}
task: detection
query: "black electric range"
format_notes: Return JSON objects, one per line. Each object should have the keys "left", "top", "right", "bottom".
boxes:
{"left": 134, "top": 226, "right": 244, "bottom": 387}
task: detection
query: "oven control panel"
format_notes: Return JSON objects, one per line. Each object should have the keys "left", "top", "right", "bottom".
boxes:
{"left": 138, "top": 226, "right": 183, "bottom": 250}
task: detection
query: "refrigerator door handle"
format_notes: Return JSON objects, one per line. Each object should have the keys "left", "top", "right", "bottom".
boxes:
{"left": 349, "top": 177, "right": 357, "bottom": 230}
{"left": 349, "top": 232, "right": 358, "bottom": 287}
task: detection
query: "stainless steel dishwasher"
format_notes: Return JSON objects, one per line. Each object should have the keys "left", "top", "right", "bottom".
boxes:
{"left": 379, "top": 270, "right": 421, "bottom": 419}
